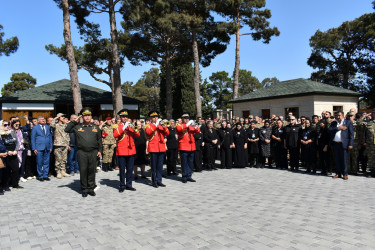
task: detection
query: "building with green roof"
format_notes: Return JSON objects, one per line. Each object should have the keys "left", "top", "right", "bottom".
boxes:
{"left": 0, "top": 79, "right": 141, "bottom": 122}
{"left": 229, "top": 78, "right": 360, "bottom": 119}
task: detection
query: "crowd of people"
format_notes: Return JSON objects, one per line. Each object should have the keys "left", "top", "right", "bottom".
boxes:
{"left": 0, "top": 106, "right": 374, "bottom": 197}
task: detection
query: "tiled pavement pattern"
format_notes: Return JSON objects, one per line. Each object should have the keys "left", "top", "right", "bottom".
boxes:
{"left": 1, "top": 166, "right": 375, "bottom": 249}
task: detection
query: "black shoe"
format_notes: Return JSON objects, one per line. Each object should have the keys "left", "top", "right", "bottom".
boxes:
{"left": 157, "top": 183, "right": 166, "bottom": 187}
{"left": 108, "top": 168, "right": 114, "bottom": 171}
{"left": 38, "top": 178, "right": 44, "bottom": 182}
{"left": 82, "top": 192, "right": 88, "bottom": 197}
{"left": 226, "top": 167, "right": 232, "bottom": 169}
{"left": 171, "top": 172, "right": 177, "bottom": 175}
{"left": 182, "top": 179, "right": 187, "bottom": 183}
{"left": 187, "top": 178, "right": 196, "bottom": 182}
{"left": 13, "top": 186, "right": 24, "bottom": 189}
{"left": 119, "top": 188, "right": 125, "bottom": 193}
{"left": 0, "top": 190, "right": 4, "bottom": 195}
{"left": 152, "top": 183, "right": 158, "bottom": 188}
{"left": 88, "top": 191, "right": 96, "bottom": 196}
{"left": 134, "top": 175, "right": 139, "bottom": 180}
{"left": 44, "top": 177, "right": 51, "bottom": 181}
{"left": 4, "top": 187, "right": 11, "bottom": 191}
{"left": 167, "top": 172, "right": 172, "bottom": 176}
{"left": 141, "top": 175, "right": 148, "bottom": 179}
{"left": 125, "top": 186, "right": 136, "bottom": 191}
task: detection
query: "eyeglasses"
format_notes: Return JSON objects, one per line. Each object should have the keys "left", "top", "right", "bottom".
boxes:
{"left": 3, "top": 124, "right": 9, "bottom": 127}
{"left": 14, "top": 124, "right": 20, "bottom": 126}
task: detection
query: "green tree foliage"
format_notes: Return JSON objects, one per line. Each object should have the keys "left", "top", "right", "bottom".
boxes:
{"left": 1, "top": 73, "right": 37, "bottom": 97}
{"left": 307, "top": 13, "right": 375, "bottom": 93}
{"left": 172, "top": 63, "right": 196, "bottom": 119}
{"left": 261, "top": 77, "right": 279, "bottom": 87}
{"left": 122, "top": 68, "right": 160, "bottom": 117}
{"left": 200, "top": 79, "right": 213, "bottom": 118}
{"left": 51, "top": 0, "right": 124, "bottom": 113}
{"left": 160, "top": 62, "right": 196, "bottom": 119}
{"left": 237, "top": 69, "right": 262, "bottom": 95}
{"left": 0, "top": 25, "right": 19, "bottom": 57}
{"left": 213, "top": 0, "right": 280, "bottom": 99}
{"left": 207, "top": 71, "right": 232, "bottom": 109}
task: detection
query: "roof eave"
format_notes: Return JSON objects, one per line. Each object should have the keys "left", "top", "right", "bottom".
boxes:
{"left": 229, "top": 91, "right": 361, "bottom": 104}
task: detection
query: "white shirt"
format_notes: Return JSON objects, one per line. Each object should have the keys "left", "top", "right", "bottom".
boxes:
{"left": 333, "top": 119, "right": 344, "bottom": 142}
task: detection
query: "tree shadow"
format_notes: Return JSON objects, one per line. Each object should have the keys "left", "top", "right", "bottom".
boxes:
{"left": 57, "top": 179, "right": 81, "bottom": 194}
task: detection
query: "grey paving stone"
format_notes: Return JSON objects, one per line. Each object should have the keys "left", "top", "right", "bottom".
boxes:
{"left": 0, "top": 167, "right": 375, "bottom": 249}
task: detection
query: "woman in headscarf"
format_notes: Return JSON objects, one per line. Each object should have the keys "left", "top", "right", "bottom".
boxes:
{"left": 259, "top": 120, "right": 272, "bottom": 168}
{"left": 0, "top": 120, "right": 22, "bottom": 192}
{"left": 300, "top": 119, "right": 317, "bottom": 173}
{"left": 247, "top": 121, "right": 260, "bottom": 168}
{"left": 218, "top": 121, "right": 234, "bottom": 169}
{"left": 232, "top": 122, "right": 247, "bottom": 168}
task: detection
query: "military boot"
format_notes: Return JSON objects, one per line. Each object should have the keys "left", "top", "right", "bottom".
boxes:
{"left": 61, "top": 169, "right": 71, "bottom": 177}
{"left": 56, "top": 170, "right": 63, "bottom": 179}
{"left": 103, "top": 163, "right": 108, "bottom": 172}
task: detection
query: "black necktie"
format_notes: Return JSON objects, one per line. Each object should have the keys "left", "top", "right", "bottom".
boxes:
{"left": 42, "top": 125, "right": 46, "bottom": 135}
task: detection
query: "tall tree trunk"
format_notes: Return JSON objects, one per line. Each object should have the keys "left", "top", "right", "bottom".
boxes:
{"left": 165, "top": 56, "right": 173, "bottom": 119}
{"left": 108, "top": 0, "right": 123, "bottom": 114}
{"left": 62, "top": 0, "right": 82, "bottom": 114}
{"left": 109, "top": 68, "right": 116, "bottom": 117}
{"left": 233, "top": 9, "right": 241, "bottom": 99}
{"left": 192, "top": 30, "right": 202, "bottom": 118}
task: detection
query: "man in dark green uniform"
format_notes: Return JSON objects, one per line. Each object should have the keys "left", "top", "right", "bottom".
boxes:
{"left": 65, "top": 108, "right": 103, "bottom": 197}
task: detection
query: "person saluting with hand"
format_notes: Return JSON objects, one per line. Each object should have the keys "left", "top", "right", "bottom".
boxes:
{"left": 65, "top": 108, "right": 102, "bottom": 198}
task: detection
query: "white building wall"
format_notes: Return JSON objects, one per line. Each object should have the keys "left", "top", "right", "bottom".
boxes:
{"left": 2, "top": 103, "right": 54, "bottom": 110}
{"left": 232, "top": 96, "right": 315, "bottom": 118}
{"left": 313, "top": 95, "right": 358, "bottom": 116}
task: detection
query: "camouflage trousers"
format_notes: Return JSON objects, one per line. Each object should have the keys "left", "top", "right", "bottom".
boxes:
{"left": 103, "top": 144, "right": 116, "bottom": 164}
{"left": 54, "top": 146, "right": 68, "bottom": 172}
{"left": 348, "top": 142, "right": 359, "bottom": 174}
{"left": 368, "top": 144, "right": 375, "bottom": 171}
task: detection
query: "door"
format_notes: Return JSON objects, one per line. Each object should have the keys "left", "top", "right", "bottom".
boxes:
{"left": 261, "top": 109, "right": 270, "bottom": 119}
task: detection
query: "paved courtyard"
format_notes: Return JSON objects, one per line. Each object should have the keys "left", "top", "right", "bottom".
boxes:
{"left": 1, "top": 166, "right": 375, "bottom": 249}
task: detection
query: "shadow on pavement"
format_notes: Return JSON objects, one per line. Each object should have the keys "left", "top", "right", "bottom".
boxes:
{"left": 57, "top": 179, "right": 81, "bottom": 194}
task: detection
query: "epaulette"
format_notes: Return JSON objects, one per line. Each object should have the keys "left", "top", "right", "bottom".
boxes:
{"left": 144, "top": 124, "right": 150, "bottom": 129}
{"left": 112, "top": 124, "right": 118, "bottom": 129}
{"left": 176, "top": 124, "right": 182, "bottom": 127}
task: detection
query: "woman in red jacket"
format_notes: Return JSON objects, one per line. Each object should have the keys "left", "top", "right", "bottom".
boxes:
{"left": 176, "top": 112, "right": 200, "bottom": 183}
{"left": 145, "top": 110, "right": 169, "bottom": 188}
{"left": 113, "top": 109, "right": 140, "bottom": 193}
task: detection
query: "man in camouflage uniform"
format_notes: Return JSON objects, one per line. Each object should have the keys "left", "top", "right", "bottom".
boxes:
{"left": 51, "top": 113, "right": 70, "bottom": 179}
{"left": 364, "top": 109, "right": 375, "bottom": 177}
{"left": 101, "top": 117, "right": 116, "bottom": 172}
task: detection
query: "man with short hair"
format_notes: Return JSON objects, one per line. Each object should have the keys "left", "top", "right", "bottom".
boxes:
{"left": 31, "top": 116, "right": 53, "bottom": 181}
{"left": 68, "top": 114, "right": 79, "bottom": 175}
{"left": 51, "top": 113, "right": 71, "bottom": 179}
{"left": 285, "top": 116, "right": 302, "bottom": 171}
{"left": 65, "top": 108, "right": 102, "bottom": 197}
{"left": 329, "top": 111, "right": 354, "bottom": 180}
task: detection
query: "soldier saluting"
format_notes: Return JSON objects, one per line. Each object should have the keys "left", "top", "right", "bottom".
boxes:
{"left": 65, "top": 108, "right": 103, "bottom": 197}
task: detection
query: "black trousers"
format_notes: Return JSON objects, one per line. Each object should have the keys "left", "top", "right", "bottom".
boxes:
{"left": 274, "top": 146, "right": 288, "bottom": 169}
{"left": 194, "top": 150, "right": 202, "bottom": 171}
{"left": 248, "top": 153, "right": 259, "bottom": 167}
{"left": 77, "top": 150, "right": 98, "bottom": 193}
{"left": 289, "top": 147, "right": 300, "bottom": 170}
{"left": 204, "top": 146, "right": 216, "bottom": 170}
{"left": 318, "top": 147, "right": 331, "bottom": 173}
{"left": 2, "top": 155, "right": 19, "bottom": 188}
{"left": 166, "top": 148, "right": 178, "bottom": 174}
{"left": 25, "top": 155, "right": 37, "bottom": 178}
{"left": 220, "top": 146, "right": 232, "bottom": 169}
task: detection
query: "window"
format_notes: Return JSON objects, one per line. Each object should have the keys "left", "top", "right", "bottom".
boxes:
{"left": 333, "top": 106, "right": 343, "bottom": 114}
{"left": 242, "top": 110, "right": 250, "bottom": 118}
{"left": 285, "top": 107, "right": 299, "bottom": 118}
{"left": 262, "top": 109, "right": 270, "bottom": 119}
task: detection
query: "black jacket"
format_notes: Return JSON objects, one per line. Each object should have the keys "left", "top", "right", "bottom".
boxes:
{"left": 166, "top": 128, "right": 178, "bottom": 150}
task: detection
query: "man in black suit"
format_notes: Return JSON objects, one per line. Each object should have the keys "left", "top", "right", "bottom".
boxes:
{"left": 329, "top": 111, "right": 354, "bottom": 180}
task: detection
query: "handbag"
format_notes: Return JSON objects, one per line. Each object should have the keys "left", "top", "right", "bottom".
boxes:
{"left": 0, "top": 158, "right": 5, "bottom": 169}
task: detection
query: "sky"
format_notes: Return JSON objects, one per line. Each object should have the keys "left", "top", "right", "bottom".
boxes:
{"left": 0, "top": 0, "right": 373, "bottom": 92}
